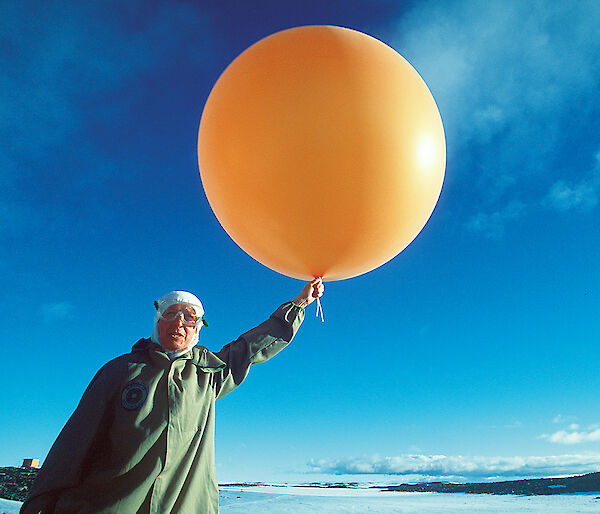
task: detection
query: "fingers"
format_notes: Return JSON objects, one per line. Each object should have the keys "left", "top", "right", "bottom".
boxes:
{"left": 311, "top": 277, "right": 325, "bottom": 298}
{"left": 293, "top": 278, "right": 324, "bottom": 308}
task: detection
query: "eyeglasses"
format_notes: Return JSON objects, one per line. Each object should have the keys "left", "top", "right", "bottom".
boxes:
{"left": 159, "top": 305, "right": 201, "bottom": 327}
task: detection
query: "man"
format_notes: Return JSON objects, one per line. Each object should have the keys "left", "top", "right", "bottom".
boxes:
{"left": 21, "top": 278, "right": 324, "bottom": 513}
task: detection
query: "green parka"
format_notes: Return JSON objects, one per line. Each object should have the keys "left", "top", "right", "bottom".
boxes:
{"left": 21, "top": 302, "right": 304, "bottom": 513}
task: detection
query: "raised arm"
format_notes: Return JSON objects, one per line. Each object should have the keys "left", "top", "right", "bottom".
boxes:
{"left": 214, "top": 279, "right": 324, "bottom": 399}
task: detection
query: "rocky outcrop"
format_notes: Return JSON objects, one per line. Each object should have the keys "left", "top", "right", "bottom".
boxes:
{"left": 0, "top": 466, "right": 39, "bottom": 502}
{"left": 379, "top": 472, "right": 600, "bottom": 495}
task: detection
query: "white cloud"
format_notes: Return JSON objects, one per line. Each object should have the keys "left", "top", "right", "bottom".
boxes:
{"left": 307, "top": 453, "right": 600, "bottom": 479}
{"left": 390, "top": 0, "right": 600, "bottom": 231}
{"left": 41, "top": 301, "right": 74, "bottom": 322}
{"left": 540, "top": 428, "right": 600, "bottom": 445}
{"left": 545, "top": 150, "right": 600, "bottom": 212}
{"left": 553, "top": 414, "right": 577, "bottom": 424}
{"left": 465, "top": 200, "right": 526, "bottom": 238}
{"left": 546, "top": 180, "right": 598, "bottom": 211}
{"left": 504, "top": 421, "right": 523, "bottom": 429}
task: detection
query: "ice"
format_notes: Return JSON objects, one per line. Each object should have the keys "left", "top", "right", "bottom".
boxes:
{"left": 219, "top": 486, "right": 600, "bottom": 513}
{"left": 0, "top": 498, "right": 21, "bottom": 514}
{"left": 4, "top": 487, "right": 599, "bottom": 513}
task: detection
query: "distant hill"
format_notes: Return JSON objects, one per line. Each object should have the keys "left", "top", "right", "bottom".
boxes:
{"left": 379, "top": 472, "right": 600, "bottom": 495}
{"left": 2, "top": 466, "right": 599, "bottom": 502}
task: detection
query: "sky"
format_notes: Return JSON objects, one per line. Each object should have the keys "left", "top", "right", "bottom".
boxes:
{"left": 1, "top": 0, "right": 599, "bottom": 484}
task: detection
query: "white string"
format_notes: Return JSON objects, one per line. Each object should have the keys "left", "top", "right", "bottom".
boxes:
{"left": 315, "top": 296, "right": 324, "bottom": 322}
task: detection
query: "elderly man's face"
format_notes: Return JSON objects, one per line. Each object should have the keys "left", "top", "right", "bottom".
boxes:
{"left": 158, "top": 303, "right": 199, "bottom": 351}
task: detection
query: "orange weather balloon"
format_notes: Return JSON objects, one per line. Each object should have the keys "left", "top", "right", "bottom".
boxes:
{"left": 198, "top": 25, "right": 446, "bottom": 281}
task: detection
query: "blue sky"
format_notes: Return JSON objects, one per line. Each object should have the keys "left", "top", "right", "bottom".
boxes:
{"left": 1, "top": 0, "right": 599, "bottom": 483}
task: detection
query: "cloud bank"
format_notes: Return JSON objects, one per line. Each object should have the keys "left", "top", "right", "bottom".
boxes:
{"left": 307, "top": 453, "right": 600, "bottom": 480}
{"left": 392, "top": 0, "right": 600, "bottom": 234}
{"left": 540, "top": 427, "right": 600, "bottom": 445}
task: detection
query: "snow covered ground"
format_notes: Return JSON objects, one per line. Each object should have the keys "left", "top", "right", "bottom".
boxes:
{"left": 219, "top": 485, "right": 600, "bottom": 513}
{"left": 3, "top": 486, "right": 599, "bottom": 513}
{"left": 0, "top": 498, "right": 21, "bottom": 514}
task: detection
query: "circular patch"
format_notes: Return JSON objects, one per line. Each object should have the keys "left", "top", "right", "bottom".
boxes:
{"left": 121, "top": 382, "right": 148, "bottom": 411}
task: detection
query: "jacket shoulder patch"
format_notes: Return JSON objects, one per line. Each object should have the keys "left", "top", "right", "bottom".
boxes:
{"left": 121, "top": 382, "right": 148, "bottom": 410}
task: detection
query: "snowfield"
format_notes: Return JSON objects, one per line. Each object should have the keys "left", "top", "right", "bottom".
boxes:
{"left": 219, "top": 485, "right": 600, "bottom": 513}
{"left": 2, "top": 486, "right": 599, "bottom": 513}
